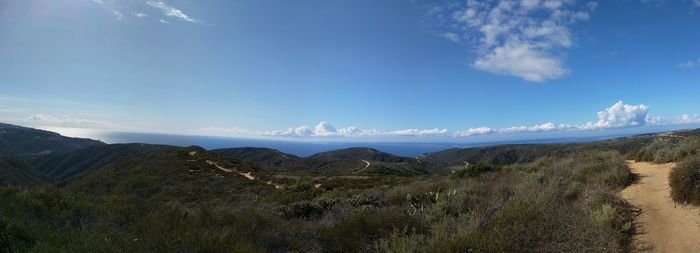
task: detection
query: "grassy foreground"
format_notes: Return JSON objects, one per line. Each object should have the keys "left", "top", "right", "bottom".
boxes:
{"left": 0, "top": 150, "right": 634, "bottom": 252}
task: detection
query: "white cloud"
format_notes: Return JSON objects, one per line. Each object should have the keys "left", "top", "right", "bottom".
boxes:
{"left": 500, "top": 122, "right": 574, "bottom": 134}
{"left": 314, "top": 121, "right": 338, "bottom": 136}
{"left": 678, "top": 58, "right": 700, "bottom": 68}
{"left": 440, "top": 32, "right": 461, "bottom": 43}
{"left": 134, "top": 12, "right": 148, "bottom": 18}
{"left": 695, "top": 0, "right": 700, "bottom": 7}
{"left": 677, "top": 114, "right": 700, "bottom": 124}
{"left": 580, "top": 101, "right": 650, "bottom": 130}
{"left": 387, "top": 128, "right": 450, "bottom": 137}
{"left": 147, "top": 1, "right": 201, "bottom": 23}
{"left": 202, "top": 122, "right": 450, "bottom": 138}
{"left": 159, "top": 19, "right": 171, "bottom": 24}
{"left": 425, "top": 0, "right": 595, "bottom": 82}
{"left": 90, "top": 0, "right": 124, "bottom": 21}
{"left": 110, "top": 9, "right": 124, "bottom": 20}
{"left": 454, "top": 127, "right": 496, "bottom": 137}
{"left": 200, "top": 101, "right": 700, "bottom": 140}
{"left": 473, "top": 41, "right": 568, "bottom": 82}
{"left": 26, "top": 114, "right": 112, "bottom": 129}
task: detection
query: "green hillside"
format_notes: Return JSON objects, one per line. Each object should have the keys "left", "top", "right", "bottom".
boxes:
{"left": 0, "top": 155, "right": 48, "bottom": 187}
{"left": 31, "top": 143, "right": 175, "bottom": 181}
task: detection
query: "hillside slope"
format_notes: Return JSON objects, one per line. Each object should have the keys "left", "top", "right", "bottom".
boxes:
{"left": 308, "top": 147, "right": 412, "bottom": 162}
{"left": 0, "top": 123, "right": 104, "bottom": 157}
{"left": 31, "top": 143, "right": 176, "bottom": 181}
{"left": 212, "top": 147, "right": 299, "bottom": 167}
{"left": 68, "top": 148, "right": 273, "bottom": 205}
{"left": 0, "top": 155, "right": 48, "bottom": 186}
{"left": 215, "top": 147, "right": 427, "bottom": 176}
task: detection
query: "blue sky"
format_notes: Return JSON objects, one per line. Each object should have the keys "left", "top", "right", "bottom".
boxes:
{"left": 1, "top": 0, "right": 700, "bottom": 142}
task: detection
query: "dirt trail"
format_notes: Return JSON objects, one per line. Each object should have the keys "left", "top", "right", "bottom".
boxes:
{"left": 621, "top": 161, "right": 700, "bottom": 252}
{"left": 205, "top": 160, "right": 255, "bottom": 180}
{"left": 353, "top": 160, "right": 371, "bottom": 175}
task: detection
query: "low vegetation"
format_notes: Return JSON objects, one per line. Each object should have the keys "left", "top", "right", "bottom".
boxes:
{"left": 0, "top": 150, "right": 635, "bottom": 252}
{"left": 669, "top": 155, "right": 700, "bottom": 205}
{"left": 634, "top": 136, "right": 700, "bottom": 163}
{"left": 10, "top": 124, "right": 700, "bottom": 251}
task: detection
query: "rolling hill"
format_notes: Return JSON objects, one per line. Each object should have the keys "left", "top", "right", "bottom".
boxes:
{"left": 215, "top": 146, "right": 428, "bottom": 176}
{"left": 307, "top": 147, "right": 412, "bottom": 162}
{"left": 0, "top": 123, "right": 104, "bottom": 157}
{"left": 0, "top": 154, "right": 48, "bottom": 187}
{"left": 30, "top": 143, "right": 176, "bottom": 181}
{"left": 211, "top": 147, "right": 299, "bottom": 167}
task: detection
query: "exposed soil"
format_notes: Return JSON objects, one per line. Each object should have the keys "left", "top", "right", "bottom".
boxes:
{"left": 622, "top": 161, "right": 700, "bottom": 252}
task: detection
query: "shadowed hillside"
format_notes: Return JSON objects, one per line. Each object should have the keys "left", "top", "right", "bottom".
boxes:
{"left": 215, "top": 147, "right": 427, "bottom": 176}
{"left": 30, "top": 143, "right": 175, "bottom": 181}
{"left": 0, "top": 155, "right": 48, "bottom": 187}
{"left": 0, "top": 123, "right": 103, "bottom": 157}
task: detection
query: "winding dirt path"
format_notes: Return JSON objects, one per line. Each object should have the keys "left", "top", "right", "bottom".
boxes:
{"left": 353, "top": 160, "right": 371, "bottom": 174}
{"left": 621, "top": 161, "right": 700, "bottom": 252}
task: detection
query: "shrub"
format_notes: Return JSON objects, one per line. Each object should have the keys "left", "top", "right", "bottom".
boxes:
{"left": 275, "top": 198, "right": 339, "bottom": 219}
{"left": 450, "top": 163, "right": 498, "bottom": 179}
{"left": 669, "top": 155, "right": 700, "bottom": 205}
{"left": 0, "top": 219, "right": 33, "bottom": 253}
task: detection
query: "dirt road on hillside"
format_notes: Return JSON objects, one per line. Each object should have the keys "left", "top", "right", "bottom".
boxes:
{"left": 621, "top": 161, "right": 700, "bottom": 252}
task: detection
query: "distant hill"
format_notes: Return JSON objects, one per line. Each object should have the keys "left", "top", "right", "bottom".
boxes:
{"left": 0, "top": 154, "right": 48, "bottom": 187}
{"left": 0, "top": 123, "right": 104, "bottom": 157}
{"left": 215, "top": 147, "right": 427, "bottom": 176}
{"left": 308, "top": 147, "right": 412, "bottom": 162}
{"left": 212, "top": 147, "right": 300, "bottom": 167}
{"left": 422, "top": 136, "right": 656, "bottom": 166}
{"left": 30, "top": 143, "right": 176, "bottom": 181}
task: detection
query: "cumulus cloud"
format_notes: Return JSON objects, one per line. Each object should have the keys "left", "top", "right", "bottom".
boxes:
{"left": 202, "top": 122, "right": 449, "bottom": 138}
{"left": 425, "top": 0, "right": 595, "bottom": 82}
{"left": 201, "top": 101, "right": 700, "bottom": 140}
{"left": 454, "top": 127, "right": 495, "bottom": 137}
{"left": 580, "top": 101, "right": 650, "bottom": 130}
{"left": 147, "top": 1, "right": 201, "bottom": 23}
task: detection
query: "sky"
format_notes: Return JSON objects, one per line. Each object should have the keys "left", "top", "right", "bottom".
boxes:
{"left": 1, "top": 0, "right": 700, "bottom": 143}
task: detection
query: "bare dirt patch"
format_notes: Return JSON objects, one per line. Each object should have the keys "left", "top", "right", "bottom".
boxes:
{"left": 622, "top": 161, "right": 700, "bottom": 252}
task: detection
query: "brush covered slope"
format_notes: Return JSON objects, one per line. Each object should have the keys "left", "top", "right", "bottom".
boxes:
{"left": 0, "top": 123, "right": 103, "bottom": 157}
{"left": 421, "top": 135, "right": 656, "bottom": 168}
{"left": 30, "top": 143, "right": 176, "bottom": 181}
{"left": 0, "top": 154, "right": 48, "bottom": 187}
{"left": 308, "top": 147, "right": 413, "bottom": 162}
{"left": 0, "top": 148, "right": 637, "bottom": 252}
{"left": 211, "top": 147, "right": 299, "bottom": 167}
{"left": 215, "top": 147, "right": 428, "bottom": 176}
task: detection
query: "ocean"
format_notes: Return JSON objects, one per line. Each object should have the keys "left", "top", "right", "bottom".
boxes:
{"left": 87, "top": 131, "right": 636, "bottom": 157}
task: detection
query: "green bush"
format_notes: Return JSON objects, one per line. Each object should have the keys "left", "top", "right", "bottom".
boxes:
{"left": 450, "top": 163, "right": 498, "bottom": 179}
{"left": 0, "top": 219, "right": 33, "bottom": 253}
{"left": 669, "top": 155, "right": 700, "bottom": 205}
